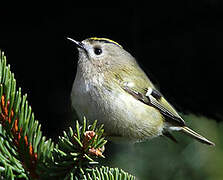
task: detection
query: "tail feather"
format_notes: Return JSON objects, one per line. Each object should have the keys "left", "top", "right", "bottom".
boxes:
{"left": 181, "top": 126, "right": 215, "bottom": 146}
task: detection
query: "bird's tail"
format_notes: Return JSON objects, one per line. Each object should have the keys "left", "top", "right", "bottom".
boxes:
{"left": 180, "top": 126, "right": 215, "bottom": 146}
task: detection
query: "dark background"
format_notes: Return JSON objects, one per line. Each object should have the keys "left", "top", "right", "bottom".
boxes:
{"left": 0, "top": 4, "right": 223, "bottom": 139}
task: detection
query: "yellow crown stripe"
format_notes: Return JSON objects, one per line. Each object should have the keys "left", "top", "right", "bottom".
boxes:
{"left": 88, "top": 37, "right": 122, "bottom": 48}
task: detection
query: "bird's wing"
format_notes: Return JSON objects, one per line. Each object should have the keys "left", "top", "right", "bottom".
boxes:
{"left": 110, "top": 58, "right": 185, "bottom": 127}
{"left": 121, "top": 84, "right": 185, "bottom": 126}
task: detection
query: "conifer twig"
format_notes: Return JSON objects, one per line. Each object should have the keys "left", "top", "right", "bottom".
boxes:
{"left": 0, "top": 50, "right": 136, "bottom": 180}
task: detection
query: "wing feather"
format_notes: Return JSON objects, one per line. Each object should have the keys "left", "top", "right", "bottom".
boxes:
{"left": 122, "top": 85, "right": 185, "bottom": 126}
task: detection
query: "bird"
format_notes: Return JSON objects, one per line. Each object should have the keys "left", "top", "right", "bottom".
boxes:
{"left": 68, "top": 37, "right": 215, "bottom": 146}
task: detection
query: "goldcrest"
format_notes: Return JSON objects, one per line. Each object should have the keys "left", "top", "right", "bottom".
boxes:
{"left": 68, "top": 37, "right": 215, "bottom": 146}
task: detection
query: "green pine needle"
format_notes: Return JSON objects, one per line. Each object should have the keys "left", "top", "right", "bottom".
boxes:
{"left": 0, "top": 50, "right": 136, "bottom": 180}
{"left": 85, "top": 166, "right": 136, "bottom": 180}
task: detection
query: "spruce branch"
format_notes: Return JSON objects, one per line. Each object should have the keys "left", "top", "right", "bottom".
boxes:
{"left": 37, "top": 119, "right": 107, "bottom": 180}
{"left": 0, "top": 50, "right": 136, "bottom": 180}
{"left": 84, "top": 166, "right": 136, "bottom": 180}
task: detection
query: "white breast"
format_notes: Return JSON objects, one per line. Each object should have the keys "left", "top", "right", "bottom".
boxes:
{"left": 71, "top": 71, "right": 164, "bottom": 142}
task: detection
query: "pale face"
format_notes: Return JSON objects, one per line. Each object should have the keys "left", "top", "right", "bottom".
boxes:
{"left": 77, "top": 38, "right": 134, "bottom": 73}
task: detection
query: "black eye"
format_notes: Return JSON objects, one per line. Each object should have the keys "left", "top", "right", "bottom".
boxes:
{"left": 94, "top": 47, "right": 102, "bottom": 55}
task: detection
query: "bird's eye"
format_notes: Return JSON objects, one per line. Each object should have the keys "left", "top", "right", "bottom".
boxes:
{"left": 94, "top": 47, "right": 102, "bottom": 55}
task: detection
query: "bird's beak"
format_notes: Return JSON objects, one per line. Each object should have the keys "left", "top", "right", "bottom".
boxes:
{"left": 67, "top": 37, "right": 86, "bottom": 50}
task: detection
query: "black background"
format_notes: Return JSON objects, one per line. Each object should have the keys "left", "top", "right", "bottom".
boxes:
{"left": 0, "top": 4, "right": 223, "bottom": 139}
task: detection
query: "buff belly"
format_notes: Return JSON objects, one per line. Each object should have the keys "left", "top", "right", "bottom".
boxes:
{"left": 71, "top": 78, "right": 164, "bottom": 142}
